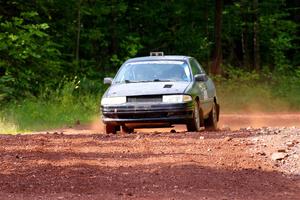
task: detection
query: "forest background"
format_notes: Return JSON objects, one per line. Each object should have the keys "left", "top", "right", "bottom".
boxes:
{"left": 0, "top": 0, "right": 299, "bottom": 132}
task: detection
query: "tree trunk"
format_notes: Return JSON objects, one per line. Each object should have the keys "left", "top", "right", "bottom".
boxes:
{"left": 211, "top": 0, "right": 223, "bottom": 75}
{"left": 110, "top": 0, "right": 117, "bottom": 55}
{"left": 253, "top": 0, "right": 260, "bottom": 71}
{"left": 75, "top": 0, "right": 81, "bottom": 62}
{"left": 205, "top": 0, "right": 210, "bottom": 72}
{"left": 242, "top": 26, "right": 250, "bottom": 69}
{"left": 241, "top": 0, "right": 250, "bottom": 69}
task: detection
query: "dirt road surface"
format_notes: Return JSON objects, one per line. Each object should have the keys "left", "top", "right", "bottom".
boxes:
{"left": 0, "top": 114, "right": 299, "bottom": 200}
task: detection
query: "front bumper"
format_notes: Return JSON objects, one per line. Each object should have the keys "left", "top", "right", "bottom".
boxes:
{"left": 101, "top": 102, "right": 194, "bottom": 125}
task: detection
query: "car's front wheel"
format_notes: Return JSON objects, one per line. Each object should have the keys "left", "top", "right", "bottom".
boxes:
{"left": 186, "top": 100, "right": 202, "bottom": 132}
{"left": 122, "top": 125, "right": 134, "bottom": 134}
{"left": 105, "top": 123, "right": 120, "bottom": 134}
{"left": 204, "top": 101, "right": 218, "bottom": 130}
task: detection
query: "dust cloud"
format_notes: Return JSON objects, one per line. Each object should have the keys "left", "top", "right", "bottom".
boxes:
{"left": 74, "top": 107, "right": 300, "bottom": 133}
{"left": 90, "top": 113, "right": 300, "bottom": 133}
{"left": 219, "top": 113, "right": 300, "bottom": 130}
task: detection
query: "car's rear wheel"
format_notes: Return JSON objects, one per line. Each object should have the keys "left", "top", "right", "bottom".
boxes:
{"left": 186, "top": 100, "right": 202, "bottom": 132}
{"left": 204, "top": 101, "right": 218, "bottom": 130}
{"left": 105, "top": 123, "right": 119, "bottom": 134}
{"left": 122, "top": 125, "right": 134, "bottom": 134}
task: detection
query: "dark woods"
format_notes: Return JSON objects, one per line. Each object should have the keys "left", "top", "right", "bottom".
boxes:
{"left": 0, "top": 0, "right": 299, "bottom": 101}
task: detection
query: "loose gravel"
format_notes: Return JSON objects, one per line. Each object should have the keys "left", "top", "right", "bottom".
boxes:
{"left": 245, "top": 127, "right": 300, "bottom": 175}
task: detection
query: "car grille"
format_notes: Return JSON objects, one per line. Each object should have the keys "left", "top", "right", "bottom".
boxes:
{"left": 117, "top": 113, "right": 168, "bottom": 119}
{"left": 127, "top": 95, "right": 162, "bottom": 103}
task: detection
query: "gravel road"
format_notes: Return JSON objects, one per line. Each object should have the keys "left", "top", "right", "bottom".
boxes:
{"left": 0, "top": 114, "right": 299, "bottom": 200}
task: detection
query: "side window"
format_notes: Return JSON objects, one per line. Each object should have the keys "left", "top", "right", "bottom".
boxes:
{"left": 194, "top": 59, "right": 206, "bottom": 74}
{"left": 189, "top": 58, "right": 202, "bottom": 75}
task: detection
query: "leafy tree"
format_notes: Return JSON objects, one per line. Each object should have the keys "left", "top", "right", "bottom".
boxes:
{"left": 0, "top": 12, "right": 61, "bottom": 100}
{"left": 0, "top": 0, "right": 299, "bottom": 102}
{"left": 211, "top": 0, "right": 223, "bottom": 74}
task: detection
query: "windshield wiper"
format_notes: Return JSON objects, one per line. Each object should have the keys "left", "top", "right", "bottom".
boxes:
{"left": 153, "top": 79, "right": 172, "bottom": 82}
{"left": 124, "top": 80, "right": 136, "bottom": 83}
{"left": 123, "top": 79, "right": 172, "bottom": 83}
{"left": 124, "top": 80, "right": 151, "bottom": 83}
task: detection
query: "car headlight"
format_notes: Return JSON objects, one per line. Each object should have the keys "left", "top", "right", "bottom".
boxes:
{"left": 101, "top": 96, "right": 126, "bottom": 105}
{"left": 162, "top": 95, "right": 192, "bottom": 103}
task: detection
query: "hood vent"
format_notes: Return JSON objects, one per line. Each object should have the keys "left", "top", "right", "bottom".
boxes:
{"left": 163, "top": 84, "right": 173, "bottom": 88}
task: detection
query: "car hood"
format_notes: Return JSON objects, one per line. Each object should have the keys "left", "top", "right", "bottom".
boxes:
{"left": 105, "top": 82, "right": 191, "bottom": 97}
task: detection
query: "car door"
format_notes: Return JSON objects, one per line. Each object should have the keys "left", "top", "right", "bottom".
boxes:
{"left": 189, "top": 58, "right": 214, "bottom": 116}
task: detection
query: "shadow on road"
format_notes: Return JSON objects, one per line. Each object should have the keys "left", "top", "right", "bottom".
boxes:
{"left": 0, "top": 133, "right": 299, "bottom": 200}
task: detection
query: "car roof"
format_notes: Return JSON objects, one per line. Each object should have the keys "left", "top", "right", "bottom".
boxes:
{"left": 125, "top": 55, "right": 191, "bottom": 64}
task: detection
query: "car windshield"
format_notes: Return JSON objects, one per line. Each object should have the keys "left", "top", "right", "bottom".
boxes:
{"left": 114, "top": 60, "right": 192, "bottom": 83}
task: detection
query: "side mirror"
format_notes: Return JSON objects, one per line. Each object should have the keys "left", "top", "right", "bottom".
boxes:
{"left": 194, "top": 74, "right": 208, "bottom": 82}
{"left": 103, "top": 77, "right": 113, "bottom": 85}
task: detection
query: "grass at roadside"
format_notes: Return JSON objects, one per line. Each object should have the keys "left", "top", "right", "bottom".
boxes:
{"left": 216, "top": 83, "right": 300, "bottom": 113}
{"left": 214, "top": 68, "right": 300, "bottom": 113}
{"left": 0, "top": 78, "right": 103, "bottom": 133}
{"left": 1, "top": 72, "right": 300, "bottom": 133}
{"left": 0, "top": 94, "right": 100, "bottom": 133}
{"left": 0, "top": 117, "right": 18, "bottom": 134}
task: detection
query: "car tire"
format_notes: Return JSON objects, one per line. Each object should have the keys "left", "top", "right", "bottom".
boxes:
{"left": 204, "top": 101, "right": 218, "bottom": 130}
{"left": 105, "top": 123, "right": 119, "bottom": 134}
{"left": 186, "top": 100, "right": 202, "bottom": 132}
{"left": 122, "top": 125, "right": 134, "bottom": 134}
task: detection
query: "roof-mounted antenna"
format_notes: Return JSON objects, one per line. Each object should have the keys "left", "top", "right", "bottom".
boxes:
{"left": 150, "top": 52, "right": 164, "bottom": 56}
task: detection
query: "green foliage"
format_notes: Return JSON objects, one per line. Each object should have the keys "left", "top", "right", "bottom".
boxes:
{"left": 0, "top": 79, "right": 101, "bottom": 132}
{"left": 270, "top": 70, "right": 300, "bottom": 109}
{"left": 0, "top": 117, "right": 18, "bottom": 134}
{"left": 110, "top": 35, "right": 143, "bottom": 67}
{"left": 222, "top": 0, "right": 298, "bottom": 70}
{"left": 0, "top": 11, "right": 61, "bottom": 101}
{"left": 0, "top": 0, "right": 299, "bottom": 131}
{"left": 260, "top": 12, "right": 297, "bottom": 71}
{"left": 214, "top": 66, "right": 300, "bottom": 113}
{"left": 1, "top": 0, "right": 298, "bottom": 91}
{"left": 0, "top": 75, "right": 14, "bottom": 101}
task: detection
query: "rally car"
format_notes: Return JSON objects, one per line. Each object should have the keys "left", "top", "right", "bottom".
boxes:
{"left": 101, "top": 52, "right": 220, "bottom": 134}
